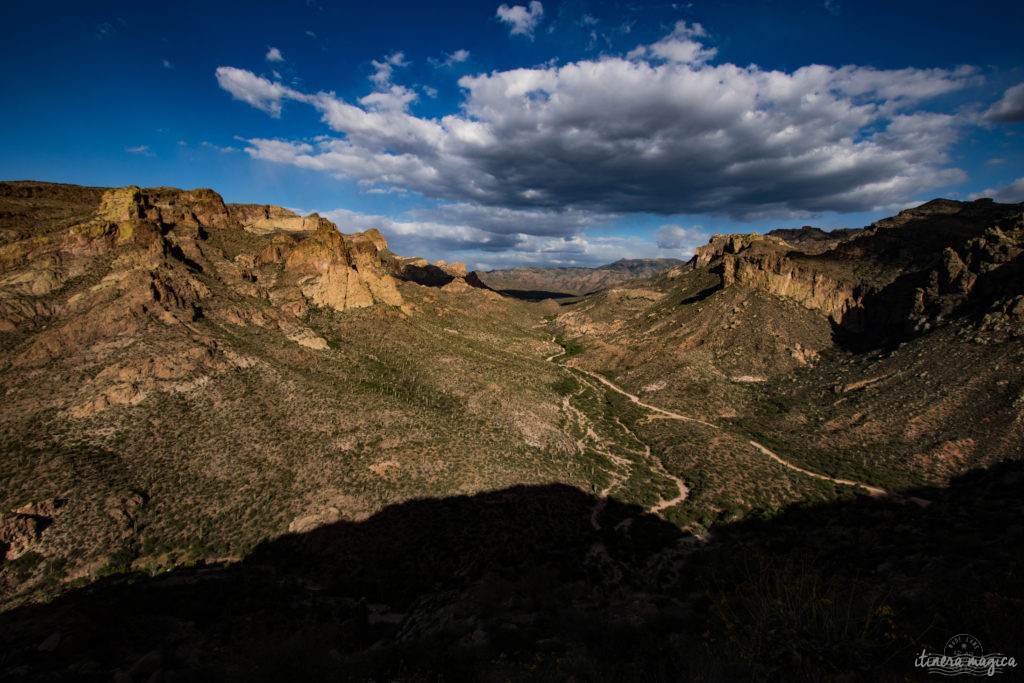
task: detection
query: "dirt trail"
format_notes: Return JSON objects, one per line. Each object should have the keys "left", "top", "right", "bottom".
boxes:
{"left": 546, "top": 346, "right": 690, "bottom": 523}
{"left": 747, "top": 441, "right": 888, "bottom": 496}
{"left": 547, "top": 343, "right": 892, "bottom": 498}
{"left": 571, "top": 367, "right": 718, "bottom": 429}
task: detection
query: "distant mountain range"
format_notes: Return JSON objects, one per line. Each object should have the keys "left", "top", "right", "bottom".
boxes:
{"left": 475, "top": 258, "right": 686, "bottom": 297}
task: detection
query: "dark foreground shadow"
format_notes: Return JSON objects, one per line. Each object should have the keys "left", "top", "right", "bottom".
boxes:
{"left": 1, "top": 467, "right": 1022, "bottom": 682}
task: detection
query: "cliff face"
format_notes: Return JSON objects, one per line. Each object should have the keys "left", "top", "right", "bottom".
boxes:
{"left": 720, "top": 249, "right": 866, "bottom": 327}
{"left": 693, "top": 198, "right": 1024, "bottom": 346}
{"left": 0, "top": 182, "right": 481, "bottom": 417}
{"left": 0, "top": 183, "right": 410, "bottom": 324}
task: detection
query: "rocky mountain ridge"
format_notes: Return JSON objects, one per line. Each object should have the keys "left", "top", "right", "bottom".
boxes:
{"left": 475, "top": 257, "right": 685, "bottom": 297}
{"left": 686, "top": 198, "right": 1024, "bottom": 347}
{"left": 0, "top": 181, "right": 493, "bottom": 420}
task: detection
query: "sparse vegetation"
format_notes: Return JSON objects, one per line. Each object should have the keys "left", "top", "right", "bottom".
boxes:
{"left": 1, "top": 183, "right": 1023, "bottom": 680}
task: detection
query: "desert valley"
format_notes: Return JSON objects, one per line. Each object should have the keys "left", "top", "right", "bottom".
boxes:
{"left": 3, "top": 0, "right": 1024, "bottom": 680}
{"left": 0, "top": 181, "right": 1021, "bottom": 680}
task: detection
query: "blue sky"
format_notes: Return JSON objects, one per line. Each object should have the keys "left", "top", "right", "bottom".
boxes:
{"left": 2, "top": 0, "right": 1023, "bottom": 268}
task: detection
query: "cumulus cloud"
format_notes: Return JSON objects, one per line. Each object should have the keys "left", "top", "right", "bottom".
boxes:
{"left": 359, "top": 84, "right": 418, "bottom": 112}
{"left": 322, "top": 207, "right": 498, "bottom": 254}
{"left": 468, "top": 234, "right": 677, "bottom": 269}
{"left": 628, "top": 21, "right": 716, "bottom": 64}
{"left": 218, "top": 23, "right": 981, "bottom": 223}
{"left": 215, "top": 66, "right": 308, "bottom": 117}
{"left": 968, "top": 177, "right": 1024, "bottom": 203}
{"left": 408, "top": 203, "right": 615, "bottom": 238}
{"left": 265, "top": 47, "right": 284, "bottom": 62}
{"left": 370, "top": 52, "right": 409, "bottom": 86}
{"left": 497, "top": 1, "right": 544, "bottom": 38}
{"left": 985, "top": 82, "right": 1024, "bottom": 123}
{"left": 320, "top": 206, "right": 669, "bottom": 268}
{"left": 655, "top": 224, "right": 704, "bottom": 250}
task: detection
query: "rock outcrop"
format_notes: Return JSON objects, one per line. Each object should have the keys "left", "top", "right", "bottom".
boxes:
{"left": 688, "top": 198, "right": 1024, "bottom": 346}
{"left": 228, "top": 204, "right": 322, "bottom": 235}
{"left": 0, "top": 182, "right": 505, "bottom": 419}
{"left": 283, "top": 219, "right": 403, "bottom": 311}
{"left": 692, "top": 233, "right": 764, "bottom": 269}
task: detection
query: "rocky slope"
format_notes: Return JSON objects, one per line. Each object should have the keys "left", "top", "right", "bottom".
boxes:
{"left": 691, "top": 199, "right": 1024, "bottom": 346}
{"left": 476, "top": 257, "right": 685, "bottom": 297}
{"left": 2, "top": 184, "right": 1022, "bottom": 681}
{"left": 0, "top": 181, "right": 593, "bottom": 603}
{"left": 554, "top": 197, "right": 1024, "bottom": 491}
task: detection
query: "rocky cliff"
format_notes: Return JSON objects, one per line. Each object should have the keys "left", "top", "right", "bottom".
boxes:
{"left": 690, "top": 198, "right": 1024, "bottom": 346}
{"left": 0, "top": 181, "right": 490, "bottom": 418}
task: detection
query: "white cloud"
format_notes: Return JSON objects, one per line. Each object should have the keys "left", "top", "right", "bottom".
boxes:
{"left": 497, "top": 1, "right": 544, "bottom": 38}
{"left": 465, "top": 234, "right": 687, "bottom": 270}
{"left": 968, "top": 177, "right": 1024, "bottom": 203}
{"left": 126, "top": 145, "right": 154, "bottom": 157}
{"left": 655, "top": 224, "right": 704, "bottom": 250}
{"left": 438, "top": 49, "right": 470, "bottom": 67}
{"left": 408, "top": 203, "right": 615, "bottom": 238}
{"left": 359, "top": 85, "right": 418, "bottom": 112}
{"left": 218, "top": 23, "right": 981, "bottom": 222}
{"left": 266, "top": 46, "right": 284, "bottom": 62}
{"left": 215, "top": 66, "right": 308, "bottom": 117}
{"left": 985, "top": 82, "right": 1024, "bottom": 123}
{"left": 370, "top": 51, "right": 409, "bottom": 86}
{"left": 629, "top": 21, "right": 716, "bottom": 64}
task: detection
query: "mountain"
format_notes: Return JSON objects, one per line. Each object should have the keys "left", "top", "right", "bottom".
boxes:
{"left": 0, "top": 181, "right": 592, "bottom": 591}
{"left": 1, "top": 183, "right": 1022, "bottom": 680}
{"left": 474, "top": 257, "right": 685, "bottom": 297}
{"left": 555, "top": 197, "right": 1024, "bottom": 490}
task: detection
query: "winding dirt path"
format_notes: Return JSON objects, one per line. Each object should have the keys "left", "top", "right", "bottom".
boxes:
{"left": 549, "top": 343, "right": 892, "bottom": 498}
{"left": 747, "top": 441, "right": 887, "bottom": 496}
{"left": 548, "top": 354, "right": 690, "bottom": 523}
{"left": 548, "top": 345, "right": 691, "bottom": 523}
{"left": 571, "top": 367, "right": 718, "bottom": 429}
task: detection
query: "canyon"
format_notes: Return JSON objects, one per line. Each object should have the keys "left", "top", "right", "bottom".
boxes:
{"left": 0, "top": 181, "right": 1021, "bottom": 681}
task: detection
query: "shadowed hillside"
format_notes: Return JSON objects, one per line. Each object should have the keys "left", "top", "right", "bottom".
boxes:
{"left": 1, "top": 466, "right": 1021, "bottom": 682}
